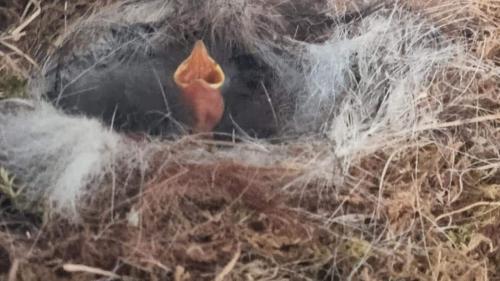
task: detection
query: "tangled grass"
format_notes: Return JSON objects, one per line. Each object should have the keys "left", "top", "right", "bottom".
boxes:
{"left": 0, "top": 0, "right": 499, "bottom": 280}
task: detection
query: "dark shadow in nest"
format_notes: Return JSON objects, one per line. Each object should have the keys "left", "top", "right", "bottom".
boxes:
{"left": 0, "top": 0, "right": 28, "bottom": 32}
{"left": 275, "top": 0, "right": 385, "bottom": 43}
{"left": 0, "top": 201, "right": 41, "bottom": 238}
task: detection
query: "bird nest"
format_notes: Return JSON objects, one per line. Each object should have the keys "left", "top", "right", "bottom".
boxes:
{"left": 0, "top": 0, "right": 499, "bottom": 280}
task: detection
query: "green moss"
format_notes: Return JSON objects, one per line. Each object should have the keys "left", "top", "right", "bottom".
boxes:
{"left": 0, "top": 167, "right": 42, "bottom": 216}
{"left": 446, "top": 224, "right": 475, "bottom": 248}
{"left": 0, "top": 75, "right": 27, "bottom": 99}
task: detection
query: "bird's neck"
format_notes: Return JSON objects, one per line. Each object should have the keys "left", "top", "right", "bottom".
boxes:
{"left": 180, "top": 80, "right": 224, "bottom": 133}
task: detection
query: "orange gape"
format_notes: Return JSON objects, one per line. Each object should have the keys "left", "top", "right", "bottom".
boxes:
{"left": 173, "top": 40, "right": 225, "bottom": 133}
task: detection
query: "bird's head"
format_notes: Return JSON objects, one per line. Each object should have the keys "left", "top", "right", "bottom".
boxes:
{"left": 173, "top": 40, "right": 225, "bottom": 133}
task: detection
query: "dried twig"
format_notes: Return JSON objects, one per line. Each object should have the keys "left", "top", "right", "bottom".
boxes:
{"left": 63, "top": 263, "right": 121, "bottom": 279}
{"left": 214, "top": 243, "right": 241, "bottom": 281}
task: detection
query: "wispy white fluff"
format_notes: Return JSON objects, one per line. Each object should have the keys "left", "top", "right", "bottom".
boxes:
{"left": 285, "top": 7, "right": 462, "bottom": 161}
{"left": 0, "top": 100, "right": 127, "bottom": 218}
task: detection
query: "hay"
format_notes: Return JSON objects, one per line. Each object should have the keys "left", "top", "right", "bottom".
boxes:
{"left": 0, "top": 0, "right": 499, "bottom": 280}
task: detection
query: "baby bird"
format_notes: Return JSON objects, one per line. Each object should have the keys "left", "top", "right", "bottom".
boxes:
{"left": 43, "top": 24, "right": 279, "bottom": 139}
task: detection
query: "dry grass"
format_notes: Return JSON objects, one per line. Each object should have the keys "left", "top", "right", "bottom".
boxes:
{"left": 1, "top": 0, "right": 500, "bottom": 280}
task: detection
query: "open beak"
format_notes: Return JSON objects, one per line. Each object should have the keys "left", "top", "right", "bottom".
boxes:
{"left": 173, "top": 40, "right": 225, "bottom": 90}
{"left": 173, "top": 40, "right": 226, "bottom": 134}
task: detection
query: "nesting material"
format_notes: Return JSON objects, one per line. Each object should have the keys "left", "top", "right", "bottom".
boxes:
{"left": 0, "top": 100, "right": 127, "bottom": 218}
{"left": 0, "top": 0, "right": 499, "bottom": 280}
{"left": 286, "top": 8, "right": 465, "bottom": 160}
{"left": 0, "top": 0, "right": 475, "bottom": 217}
